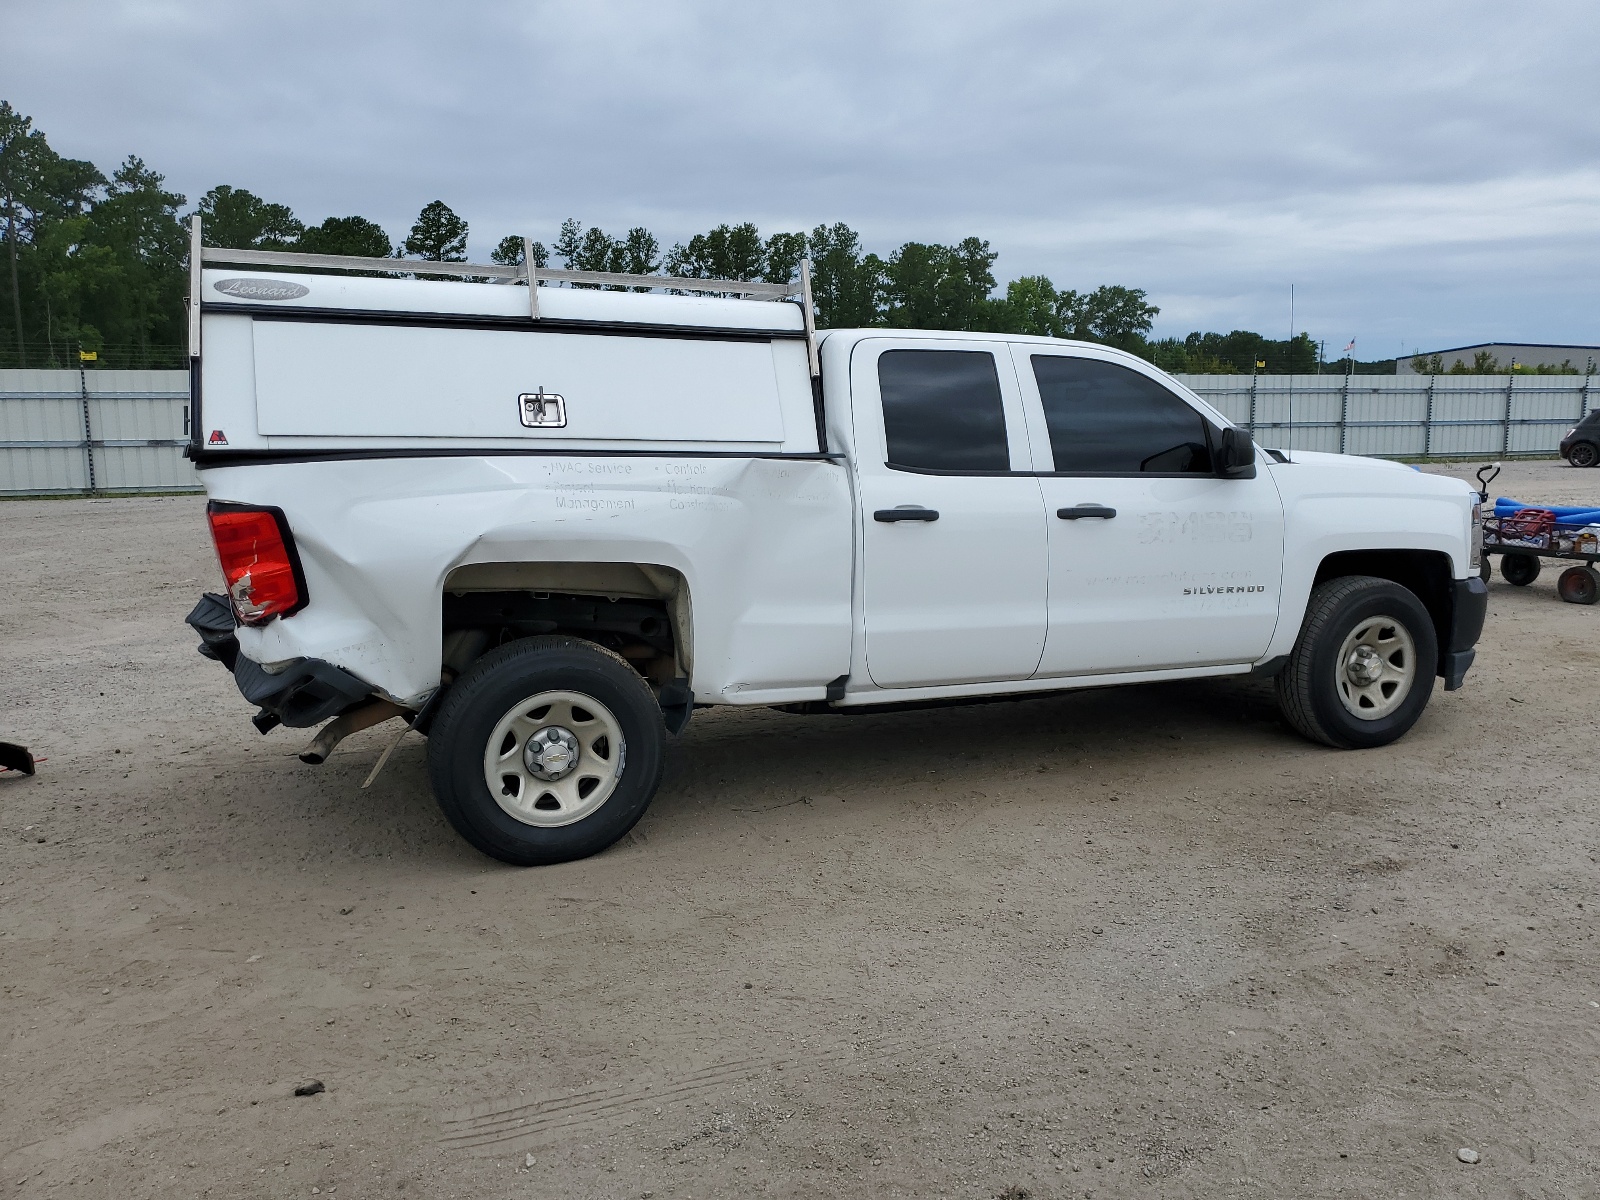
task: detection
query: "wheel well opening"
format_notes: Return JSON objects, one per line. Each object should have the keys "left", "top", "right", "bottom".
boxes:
{"left": 1313, "top": 549, "right": 1453, "bottom": 663}
{"left": 439, "top": 561, "right": 691, "bottom": 693}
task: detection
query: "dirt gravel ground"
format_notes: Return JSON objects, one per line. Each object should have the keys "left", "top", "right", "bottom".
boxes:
{"left": 2, "top": 458, "right": 1597, "bottom": 1199}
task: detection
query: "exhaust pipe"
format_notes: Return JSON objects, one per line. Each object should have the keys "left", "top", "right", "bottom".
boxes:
{"left": 300, "top": 699, "right": 409, "bottom": 765}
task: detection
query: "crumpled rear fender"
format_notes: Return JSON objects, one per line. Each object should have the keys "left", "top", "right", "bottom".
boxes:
{"left": 200, "top": 455, "right": 855, "bottom": 707}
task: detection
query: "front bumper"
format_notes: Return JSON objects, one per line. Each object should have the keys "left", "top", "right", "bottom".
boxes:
{"left": 186, "top": 593, "right": 373, "bottom": 732}
{"left": 1439, "top": 576, "right": 1489, "bottom": 691}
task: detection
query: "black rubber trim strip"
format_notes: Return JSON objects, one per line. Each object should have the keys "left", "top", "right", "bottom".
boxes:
{"left": 188, "top": 355, "right": 202, "bottom": 451}
{"left": 1440, "top": 647, "right": 1476, "bottom": 692}
{"left": 886, "top": 462, "right": 1234, "bottom": 479}
{"left": 189, "top": 446, "right": 849, "bottom": 468}
{"left": 204, "top": 303, "right": 808, "bottom": 342}
{"left": 1446, "top": 576, "right": 1489, "bottom": 654}
{"left": 810, "top": 374, "right": 829, "bottom": 455}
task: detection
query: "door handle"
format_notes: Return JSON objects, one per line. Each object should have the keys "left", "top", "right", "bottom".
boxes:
{"left": 1057, "top": 504, "right": 1117, "bottom": 520}
{"left": 874, "top": 506, "right": 940, "bottom": 523}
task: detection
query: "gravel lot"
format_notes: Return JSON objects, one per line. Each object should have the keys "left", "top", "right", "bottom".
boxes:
{"left": 2, "top": 459, "right": 1597, "bottom": 1199}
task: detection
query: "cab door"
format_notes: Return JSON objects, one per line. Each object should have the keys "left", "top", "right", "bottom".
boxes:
{"left": 1011, "top": 345, "right": 1285, "bottom": 676}
{"left": 852, "top": 340, "right": 1048, "bottom": 688}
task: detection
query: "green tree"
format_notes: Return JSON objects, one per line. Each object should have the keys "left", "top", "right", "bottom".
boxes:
{"left": 1077, "top": 285, "right": 1158, "bottom": 350}
{"left": 0, "top": 101, "right": 101, "bottom": 364}
{"left": 1161, "top": 329, "right": 1318, "bottom": 374}
{"left": 490, "top": 234, "right": 549, "bottom": 268}
{"left": 762, "top": 231, "right": 806, "bottom": 285}
{"left": 543, "top": 220, "right": 657, "bottom": 287}
{"left": 880, "top": 237, "right": 997, "bottom": 330}
{"left": 297, "top": 215, "right": 393, "bottom": 258}
{"left": 59, "top": 155, "right": 188, "bottom": 362}
{"left": 619, "top": 227, "right": 660, "bottom": 276}
{"left": 574, "top": 226, "right": 621, "bottom": 272}
{"left": 402, "top": 200, "right": 467, "bottom": 262}
{"left": 666, "top": 222, "right": 766, "bottom": 281}
{"left": 807, "top": 222, "right": 881, "bottom": 327}
{"left": 197, "top": 185, "right": 301, "bottom": 249}
{"left": 553, "top": 217, "right": 583, "bottom": 268}
{"left": 985, "top": 274, "right": 1080, "bottom": 338}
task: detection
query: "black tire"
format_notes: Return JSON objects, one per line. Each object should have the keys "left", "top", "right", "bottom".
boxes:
{"left": 426, "top": 635, "right": 666, "bottom": 866}
{"left": 1568, "top": 441, "right": 1599, "bottom": 468}
{"left": 1478, "top": 557, "right": 1492, "bottom": 583}
{"left": 1558, "top": 565, "right": 1600, "bottom": 605}
{"left": 1275, "top": 576, "right": 1438, "bottom": 750}
{"left": 1501, "top": 553, "right": 1541, "bottom": 586}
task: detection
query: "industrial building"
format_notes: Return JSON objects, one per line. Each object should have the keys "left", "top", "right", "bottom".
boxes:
{"left": 1399, "top": 342, "right": 1600, "bottom": 375}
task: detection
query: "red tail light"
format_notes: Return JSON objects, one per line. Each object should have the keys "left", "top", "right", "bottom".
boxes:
{"left": 206, "top": 502, "right": 307, "bottom": 625}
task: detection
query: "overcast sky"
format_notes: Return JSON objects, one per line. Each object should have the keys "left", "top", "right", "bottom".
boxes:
{"left": 9, "top": 0, "right": 1600, "bottom": 355}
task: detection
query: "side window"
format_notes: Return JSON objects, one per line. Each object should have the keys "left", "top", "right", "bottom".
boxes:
{"left": 1031, "top": 355, "right": 1213, "bottom": 474}
{"left": 878, "top": 349, "right": 1010, "bottom": 472}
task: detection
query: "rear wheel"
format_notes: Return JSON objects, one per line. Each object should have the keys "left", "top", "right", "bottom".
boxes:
{"left": 1276, "top": 576, "right": 1438, "bottom": 749}
{"left": 1568, "top": 441, "right": 1598, "bottom": 468}
{"left": 427, "top": 635, "right": 666, "bottom": 865}
{"left": 1501, "top": 553, "right": 1541, "bottom": 586}
{"left": 1558, "top": 565, "right": 1600, "bottom": 605}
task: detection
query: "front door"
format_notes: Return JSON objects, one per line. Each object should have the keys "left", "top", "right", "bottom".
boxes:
{"left": 853, "top": 340, "right": 1048, "bottom": 688}
{"left": 1012, "top": 346, "right": 1286, "bottom": 677}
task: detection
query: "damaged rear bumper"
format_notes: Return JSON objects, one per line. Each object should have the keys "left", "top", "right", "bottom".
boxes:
{"left": 185, "top": 593, "right": 374, "bottom": 732}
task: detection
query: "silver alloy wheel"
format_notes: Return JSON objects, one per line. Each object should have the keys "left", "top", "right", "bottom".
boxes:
{"left": 482, "top": 690, "right": 626, "bottom": 827}
{"left": 1334, "top": 615, "right": 1416, "bottom": 719}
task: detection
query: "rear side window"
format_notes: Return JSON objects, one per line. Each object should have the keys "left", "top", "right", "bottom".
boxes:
{"left": 1031, "top": 355, "right": 1213, "bottom": 474}
{"left": 878, "top": 349, "right": 1010, "bottom": 472}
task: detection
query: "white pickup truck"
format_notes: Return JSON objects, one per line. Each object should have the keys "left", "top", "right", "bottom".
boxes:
{"left": 182, "top": 221, "right": 1488, "bottom": 865}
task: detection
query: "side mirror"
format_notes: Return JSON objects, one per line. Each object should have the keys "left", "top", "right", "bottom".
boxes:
{"left": 1216, "top": 426, "right": 1257, "bottom": 479}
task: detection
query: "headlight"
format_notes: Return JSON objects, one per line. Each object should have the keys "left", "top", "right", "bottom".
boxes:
{"left": 1470, "top": 501, "right": 1483, "bottom": 569}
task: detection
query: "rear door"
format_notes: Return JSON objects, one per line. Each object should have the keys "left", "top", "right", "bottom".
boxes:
{"left": 852, "top": 339, "right": 1047, "bottom": 688}
{"left": 1012, "top": 346, "right": 1285, "bottom": 676}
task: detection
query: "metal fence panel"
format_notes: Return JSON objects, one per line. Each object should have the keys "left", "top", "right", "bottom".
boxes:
{"left": 3, "top": 367, "right": 1598, "bottom": 496}
{"left": 0, "top": 368, "right": 196, "bottom": 495}
{"left": 1176, "top": 372, "right": 1596, "bottom": 461}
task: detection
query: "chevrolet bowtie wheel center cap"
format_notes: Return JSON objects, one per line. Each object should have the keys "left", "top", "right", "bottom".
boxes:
{"left": 524, "top": 727, "right": 581, "bottom": 781}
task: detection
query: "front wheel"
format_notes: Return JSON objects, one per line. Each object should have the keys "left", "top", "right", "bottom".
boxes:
{"left": 1275, "top": 576, "right": 1438, "bottom": 749}
{"left": 427, "top": 635, "right": 666, "bottom": 865}
{"left": 1568, "top": 441, "right": 1598, "bottom": 468}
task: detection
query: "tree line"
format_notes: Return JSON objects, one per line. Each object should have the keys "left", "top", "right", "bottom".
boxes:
{"left": 4, "top": 99, "right": 1328, "bottom": 373}
{"left": 1408, "top": 350, "right": 1587, "bottom": 376}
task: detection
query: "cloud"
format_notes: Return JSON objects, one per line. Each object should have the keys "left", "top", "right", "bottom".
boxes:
{"left": 7, "top": 0, "right": 1599, "bottom": 348}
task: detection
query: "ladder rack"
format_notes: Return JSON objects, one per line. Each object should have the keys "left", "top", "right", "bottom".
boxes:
{"left": 188, "top": 215, "right": 820, "bottom": 376}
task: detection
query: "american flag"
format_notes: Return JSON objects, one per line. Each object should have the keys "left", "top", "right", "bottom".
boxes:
{"left": 1343, "top": 339, "right": 1356, "bottom": 354}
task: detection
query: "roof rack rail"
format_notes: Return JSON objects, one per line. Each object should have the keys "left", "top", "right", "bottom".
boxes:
{"left": 188, "top": 215, "right": 819, "bottom": 376}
